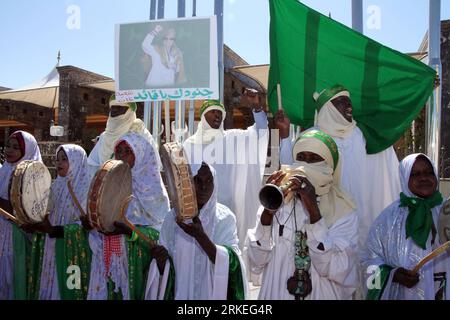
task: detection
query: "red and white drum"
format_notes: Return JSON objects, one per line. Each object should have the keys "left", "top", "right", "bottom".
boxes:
{"left": 87, "top": 160, "right": 132, "bottom": 233}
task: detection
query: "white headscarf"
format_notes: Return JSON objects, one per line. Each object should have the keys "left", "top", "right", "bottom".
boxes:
{"left": 399, "top": 153, "right": 438, "bottom": 198}
{"left": 159, "top": 163, "right": 240, "bottom": 299}
{"left": 184, "top": 106, "right": 226, "bottom": 145}
{"left": 290, "top": 130, "right": 355, "bottom": 227}
{"left": 48, "top": 144, "right": 90, "bottom": 225}
{"left": 313, "top": 87, "right": 356, "bottom": 138}
{"left": 114, "top": 133, "right": 169, "bottom": 227}
{"left": 39, "top": 144, "right": 90, "bottom": 300}
{"left": 96, "top": 103, "right": 161, "bottom": 170}
{"left": 0, "top": 131, "right": 42, "bottom": 200}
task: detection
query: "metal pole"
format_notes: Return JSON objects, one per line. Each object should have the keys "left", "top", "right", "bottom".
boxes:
{"left": 351, "top": 0, "right": 363, "bottom": 33}
{"left": 150, "top": 0, "right": 156, "bottom": 20}
{"left": 144, "top": 0, "right": 157, "bottom": 131}
{"left": 192, "top": 0, "right": 197, "bottom": 17}
{"left": 215, "top": 0, "right": 224, "bottom": 103}
{"left": 177, "top": 0, "right": 186, "bottom": 18}
{"left": 157, "top": 0, "right": 165, "bottom": 19}
{"left": 426, "top": 0, "right": 442, "bottom": 172}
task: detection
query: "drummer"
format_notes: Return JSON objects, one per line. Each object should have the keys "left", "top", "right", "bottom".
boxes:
{"left": 27, "top": 144, "right": 91, "bottom": 300}
{"left": 87, "top": 132, "right": 170, "bottom": 300}
{"left": 145, "top": 162, "right": 248, "bottom": 300}
{"left": 0, "top": 131, "right": 42, "bottom": 299}
{"left": 362, "top": 153, "right": 450, "bottom": 300}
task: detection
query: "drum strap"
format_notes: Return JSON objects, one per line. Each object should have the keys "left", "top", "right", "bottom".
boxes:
{"left": 67, "top": 180, "right": 87, "bottom": 217}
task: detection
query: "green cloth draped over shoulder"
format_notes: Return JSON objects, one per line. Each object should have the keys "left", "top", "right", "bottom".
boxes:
{"left": 224, "top": 246, "right": 245, "bottom": 300}
{"left": 268, "top": 0, "right": 435, "bottom": 154}
{"left": 107, "top": 226, "right": 175, "bottom": 300}
{"left": 366, "top": 264, "right": 393, "bottom": 300}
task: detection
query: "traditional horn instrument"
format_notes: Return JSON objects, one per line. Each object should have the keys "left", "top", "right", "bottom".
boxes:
{"left": 259, "top": 166, "right": 306, "bottom": 211}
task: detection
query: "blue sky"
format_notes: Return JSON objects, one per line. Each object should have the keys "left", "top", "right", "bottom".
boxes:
{"left": 0, "top": 0, "right": 449, "bottom": 89}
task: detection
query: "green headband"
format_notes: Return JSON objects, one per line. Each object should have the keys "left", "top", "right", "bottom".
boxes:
{"left": 315, "top": 84, "right": 349, "bottom": 111}
{"left": 109, "top": 94, "right": 137, "bottom": 112}
{"left": 200, "top": 100, "right": 225, "bottom": 117}
{"left": 294, "top": 130, "right": 339, "bottom": 170}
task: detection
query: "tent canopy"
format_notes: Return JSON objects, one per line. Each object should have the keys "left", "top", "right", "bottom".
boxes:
{"left": 0, "top": 66, "right": 60, "bottom": 109}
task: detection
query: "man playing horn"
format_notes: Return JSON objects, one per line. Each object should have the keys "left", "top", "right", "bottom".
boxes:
{"left": 247, "top": 130, "right": 358, "bottom": 300}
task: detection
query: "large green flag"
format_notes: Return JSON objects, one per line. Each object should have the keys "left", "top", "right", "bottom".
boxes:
{"left": 268, "top": 0, "right": 436, "bottom": 154}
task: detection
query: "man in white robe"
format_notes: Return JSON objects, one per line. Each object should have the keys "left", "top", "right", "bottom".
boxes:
{"left": 278, "top": 85, "right": 401, "bottom": 272}
{"left": 87, "top": 94, "right": 160, "bottom": 179}
{"left": 362, "top": 153, "right": 450, "bottom": 300}
{"left": 145, "top": 163, "right": 248, "bottom": 300}
{"left": 183, "top": 96, "right": 269, "bottom": 253}
{"left": 247, "top": 130, "right": 358, "bottom": 300}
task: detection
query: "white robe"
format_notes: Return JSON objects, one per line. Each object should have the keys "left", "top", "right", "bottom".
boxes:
{"left": 87, "top": 133, "right": 170, "bottom": 300}
{"left": 0, "top": 131, "right": 42, "bottom": 300}
{"left": 361, "top": 200, "right": 450, "bottom": 300}
{"left": 281, "top": 126, "right": 400, "bottom": 250}
{"left": 39, "top": 144, "right": 90, "bottom": 300}
{"left": 183, "top": 111, "right": 269, "bottom": 252}
{"left": 361, "top": 153, "right": 450, "bottom": 300}
{"left": 142, "top": 33, "right": 180, "bottom": 87}
{"left": 247, "top": 201, "right": 358, "bottom": 300}
{"left": 145, "top": 164, "right": 248, "bottom": 300}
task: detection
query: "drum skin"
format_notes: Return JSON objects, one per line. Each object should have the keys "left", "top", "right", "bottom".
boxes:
{"left": 87, "top": 160, "right": 132, "bottom": 233}
{"left": 160, "top": 142, "right": 198, "bottom": 222}
{"left": 438, "top": 198, "right": 450, "bottom": 244}
{"left": 10, "top": 160, "right": 51, "bottom": 225}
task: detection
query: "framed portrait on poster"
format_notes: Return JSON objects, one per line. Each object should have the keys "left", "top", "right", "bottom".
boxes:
{"left": 115, "top": 16, "right": 218, "bottom": 102}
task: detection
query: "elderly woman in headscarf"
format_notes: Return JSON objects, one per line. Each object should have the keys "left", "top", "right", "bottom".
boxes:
{"left": 362, "top": 153, "right": 450, "bottom": 300}
{"left": 0, "top": 131, "right": 42, "bottom": 299}
{"left": 87, "top": 94, "right": 160, "bottom": 179}
{"left": 25, "top": 144, "right": 91, "bottom": 300}
{"left": 87, "top": 132, "right": 170, "bottom": 300}
{"left": 246, "top": 129, "right": 358, "bottom": 300}
{"left": 145, "top": 162, "right": 248, "bottom": 300}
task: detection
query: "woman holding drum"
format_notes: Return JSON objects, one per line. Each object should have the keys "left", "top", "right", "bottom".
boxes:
{"left": 87, "top": 132, "right": 170, "bottom": 300}
{"left": 0, "top": 131, "right": 43, "bottom": 299}
{"left": 26, "top": 144, "right": 92, "bottom": 300}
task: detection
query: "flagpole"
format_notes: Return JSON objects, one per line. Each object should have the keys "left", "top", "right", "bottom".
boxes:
{"left": 426, "top": 0, "right": 442, "bottom": 174}
{"left": 215, "top": 0, "right": 224, "bottom": 103}
{"left": 351, "top": 0, "right": 363, "bottom": 33}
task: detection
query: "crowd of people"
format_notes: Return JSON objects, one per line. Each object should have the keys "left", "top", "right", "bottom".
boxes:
{"left": 0, "top": 85, "right": 448, "bottom": 300}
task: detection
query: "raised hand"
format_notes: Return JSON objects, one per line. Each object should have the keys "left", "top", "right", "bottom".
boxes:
{"left": 274, "top": 110, "right": 291, "bottom": 139}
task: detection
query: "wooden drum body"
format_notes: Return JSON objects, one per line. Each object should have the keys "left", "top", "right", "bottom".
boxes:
{"left": 87, "top": 160, "right": 132, "bottom": 233}
{"left": 10, "top": 160, "right": 51, "bottom": 225}
{"left": 160, "top": 142, "right": 198, "bottom": 222}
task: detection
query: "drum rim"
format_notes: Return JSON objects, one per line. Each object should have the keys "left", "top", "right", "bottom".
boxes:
{"left": 161, "top": 142, "right": 198, "bottom": 221}
{"left": 88, "top": 159, "right": 132, "bottom": 233}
